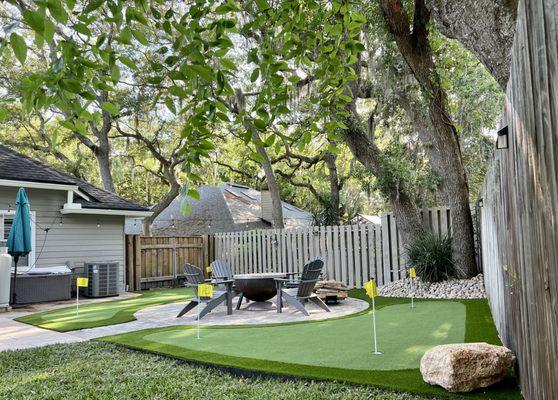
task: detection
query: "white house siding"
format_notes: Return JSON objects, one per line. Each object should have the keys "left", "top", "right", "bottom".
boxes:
{"left": 0, "top": 187, "right": 126, "bottom": 289}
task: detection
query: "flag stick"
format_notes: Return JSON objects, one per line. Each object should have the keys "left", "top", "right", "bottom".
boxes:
{"left": 410, "top": 277, "right": 415, "bottom": 309}
{"left": 76, "top": 287, "right": 79, "bottom": 316}
{"left": 197, "top": 298, "right": 201, "bottom": 340}
{"left": 371, "top": 295, "right": 381, "bottom": 355}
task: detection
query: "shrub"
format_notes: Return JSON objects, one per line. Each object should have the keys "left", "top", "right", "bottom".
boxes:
{"left": 406, "top": 233, "right": 456, "bottom": 283}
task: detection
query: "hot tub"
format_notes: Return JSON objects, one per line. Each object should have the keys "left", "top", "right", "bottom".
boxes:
{"left": 13, "top": 269, "right": 72, "bottom": 304}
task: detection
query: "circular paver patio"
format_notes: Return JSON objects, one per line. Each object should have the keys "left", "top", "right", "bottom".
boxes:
{"left": 136, "top": 296, "right": 369, "bottom": 326}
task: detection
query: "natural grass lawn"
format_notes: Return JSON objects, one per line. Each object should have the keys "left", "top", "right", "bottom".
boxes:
{"left": 15, "top": 287, "right": 193, "bottom": 332}
{"left": 0, "top": 342, "right": 437, "bottom": 400}
{"left": 101, "top": 293, "right": 521, "bottom": 399}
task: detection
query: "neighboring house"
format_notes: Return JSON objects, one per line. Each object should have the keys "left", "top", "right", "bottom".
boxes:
{"left": 126, "top": 183, "right": 314, "bottom": 236}
{"left": 0, "top": 145, "right": 151, "bottom": 291}
{"left": 351, "top": 214, "right": 381, "bottom": 225}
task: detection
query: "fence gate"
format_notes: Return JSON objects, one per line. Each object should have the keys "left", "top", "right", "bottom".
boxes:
{"left": 125, "top": 235, "right": 214, "bottom": 290}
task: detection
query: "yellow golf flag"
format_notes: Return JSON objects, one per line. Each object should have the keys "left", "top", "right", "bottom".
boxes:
{"left": 363, "top": 280, "right": 378, "bottom": 298}
{"left": 76, "top": 277, "right": 89, "bottom": 287}
{"left": 409, "top": 267, "right": 416, "bottom": 278}
{"left": 198, "top": 283, "right": 213, "bottom": 299}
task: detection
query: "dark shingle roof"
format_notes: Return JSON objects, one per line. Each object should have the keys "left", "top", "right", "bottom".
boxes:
{"left": 125, "top": 183, "right": 313, "bottom": 235}
{"left": 0, "top": 145, "right": 148, "bottom": 212}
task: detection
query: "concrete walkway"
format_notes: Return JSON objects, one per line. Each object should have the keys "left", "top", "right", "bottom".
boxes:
{"left": 0, "top": 296, "right": 368, "bottom": 351}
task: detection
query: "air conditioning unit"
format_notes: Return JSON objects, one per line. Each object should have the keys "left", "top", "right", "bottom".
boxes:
{"left": 83, "top": 262, "right": 120, "bottom": 298}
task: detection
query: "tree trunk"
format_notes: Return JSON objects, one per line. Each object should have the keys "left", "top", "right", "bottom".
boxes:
{"left": 342, "top": 112, "right": 425, "bottom": 249}
{"left": 142, "top": 178, "right": 180, "bottom": 236}
{"left": 380, "top": 0, "right": 478, "bottom": 277}
{"left": 425, "top": 0, "right": 518, "bottom": 90}
{"left": 324, "top": 150, "right": 342, "bottom": 225}
{"left": 253, "top": 135, "right": 285, "bottom": 229}
{"left": 235, "top": 88, "right": 285, "bottom": 229}
{"left": 93, "top": 144, "right": 115, "bottom": 193}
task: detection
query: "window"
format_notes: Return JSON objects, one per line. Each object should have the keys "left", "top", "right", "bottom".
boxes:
{"left": 1, "top": 211, "right": 36, "bottom": 269}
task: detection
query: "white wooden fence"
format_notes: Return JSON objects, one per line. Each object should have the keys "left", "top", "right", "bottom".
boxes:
{"left": 214, "top": 206, "right": 452, "bottom": 288}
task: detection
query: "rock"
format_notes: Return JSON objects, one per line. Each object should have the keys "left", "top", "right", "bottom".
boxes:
{"left": 420, "top": 343, "right": 515, "bottom": 392}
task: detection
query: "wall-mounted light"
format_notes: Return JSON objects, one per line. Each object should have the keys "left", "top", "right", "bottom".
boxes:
{"left": 478, "top": 198, "right": 483, "bottom": 207}
{"left": 496, "top": 126, "right": 509, "bottom": 149}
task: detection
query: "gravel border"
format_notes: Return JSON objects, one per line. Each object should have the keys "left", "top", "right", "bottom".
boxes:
{"left": 379, "top": 274, "right": 486, "bottom": 299}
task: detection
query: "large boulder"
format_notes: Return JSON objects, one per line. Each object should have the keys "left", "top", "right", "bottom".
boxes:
{"left": 420, "top": 343, "right": 515, "bottom": 392}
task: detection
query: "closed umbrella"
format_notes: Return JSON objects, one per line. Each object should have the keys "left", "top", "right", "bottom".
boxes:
{"left": 8, "top": 188, "right": 32, "bottom": 305}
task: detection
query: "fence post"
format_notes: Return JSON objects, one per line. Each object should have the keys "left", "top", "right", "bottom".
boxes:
{"left": 125, "top": 235, "right": 135, "bottom": 291}
{"left": 134, "top": 235, "right": 142, "bottom": 291}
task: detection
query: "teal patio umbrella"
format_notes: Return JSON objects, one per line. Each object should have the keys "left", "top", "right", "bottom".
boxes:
{"left": 8, "top": 188, "right": 32, "bottom": 305}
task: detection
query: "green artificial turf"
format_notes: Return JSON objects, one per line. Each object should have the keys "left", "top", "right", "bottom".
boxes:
{"left": 142, "top": 301, "right": 466, "bottom": 371}
{"left": 15, "top": 287, "right": 193, "bottom": 332}
{"left": 0, "top": 342, "right": 440, "bottom": 400}
{"left": 100, "top": 293, "right": 521, "bottom": 399}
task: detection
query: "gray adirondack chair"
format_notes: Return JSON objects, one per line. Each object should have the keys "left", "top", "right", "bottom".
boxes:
{"left": 176, "top": 263, "right": 233, "bottom": 319}
{"left": 210, "top": 259, "right": 251, "bottom": 310}
{"left": 210, "top": 259, "right": 233, "bottom": 280}
{"left": 274, "top": 258, "right": 330, "bottom": 316}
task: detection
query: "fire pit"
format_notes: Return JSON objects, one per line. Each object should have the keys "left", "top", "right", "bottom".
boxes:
{"left": 234, "top": 273, "right": 285, "bottom": 311}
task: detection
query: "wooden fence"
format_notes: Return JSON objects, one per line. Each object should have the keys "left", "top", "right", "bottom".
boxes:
{"left": 480, "top": 0, "right": 558, "bottom": 398}
{"left": 215, "top": 206, "right": 451, "bottom": 288}
{"left": 125, "top": 235, "right": 214, "bottom": 290}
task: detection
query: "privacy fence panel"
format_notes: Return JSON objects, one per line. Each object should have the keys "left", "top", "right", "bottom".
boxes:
{"left": 480, "top": 0, "right": 558, "bottom": 398}
{"left": 215, "top": 224, "right": 383, "bottom": 288}
{"left": 214, "top": 206, "right": 451, "bottom": 289}
{"left": 125, "top": 235, "right": 213, "bottom": 290}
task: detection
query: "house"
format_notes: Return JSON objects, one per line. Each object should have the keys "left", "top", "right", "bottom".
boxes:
{"left": 0, "top": 145, "right": 151, "bottom": 292}
{"left": 350, "top": 214, "right": 381, "bottom": 225}
{"left": 126, "top": 183, "right": 314, "bottom": 236}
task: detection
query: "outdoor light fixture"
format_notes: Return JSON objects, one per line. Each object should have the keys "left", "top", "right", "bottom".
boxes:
{"left": 478, "top": 198, "right": 483, "bottom": 207}
{"left": 496, "top": 126, "right": 509, "bottom": 149}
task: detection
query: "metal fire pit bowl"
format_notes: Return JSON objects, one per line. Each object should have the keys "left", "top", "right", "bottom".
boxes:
{"left": 234, "top": 273, "right": 286, "bottom": 311}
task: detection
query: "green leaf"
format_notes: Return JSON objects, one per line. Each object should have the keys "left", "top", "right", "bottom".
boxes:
{"left": 47, "top": 0, "right": 68, "bottom": 24}
{"left": 251, "top": 151, "right": 265, "bottom": 163}
{"left": 131, "top": 28, "right": 148, "bottom": 45}
{"left": 0, "top": 108, "right": 8, "bottom": 122}
{"left": 73, "top": 23, "right": 91, "bottom": 36}
{"left": 116, "top": 27, "right": 132, "bottom": 44}
{"left": 187, "top": 188, "right": 200, "bottom": 200}
{"left": 119, "top": 55, "right": 138, "bottom": 70}
{"left": 74, "top": 119, "right": 88, "bottom": 135}
{"left": 9, "top": 33, "right": 27, "bottom": 65}
{"left": 255, "top": 0, "right": 270, "bottom": 10}
{"left": 220, "top": 58, "right": 237, "bottom": 71}
{"left": 164, "top": 97, "right": 176, "bottom": 114}
{"left": 23, "top": 9, "right": 45, "bottom": 34}
{"left": 83, "top": 0, "right": 104, "bottom": 13}
{"left": 190, "top": 64, "right": 214, "bottom": 82}
{"left": 100, "top": 102, "right": 119, "bottom": 115}
{"left": 250, "top": 68, "right": 259, "bottom": 82}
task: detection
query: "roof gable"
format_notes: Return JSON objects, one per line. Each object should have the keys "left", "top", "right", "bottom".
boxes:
{"left": 0, "top": 145, "right": 148, "bottom": 212}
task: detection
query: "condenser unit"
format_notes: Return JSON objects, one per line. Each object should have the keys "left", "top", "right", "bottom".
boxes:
{"left": 83, "top": 262, "right": 120, "bottom": 298}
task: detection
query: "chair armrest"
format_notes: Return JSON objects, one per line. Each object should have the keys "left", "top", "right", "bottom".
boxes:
{"left": 211, "top": 279, "right": 234, "bottom": 285}
{"left": 274, "top": 277, "right": 294, "bottom": 283}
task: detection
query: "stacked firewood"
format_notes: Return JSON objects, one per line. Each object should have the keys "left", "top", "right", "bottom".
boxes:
{"left": 314, "top": 280, "right": 349, "bottom": 302}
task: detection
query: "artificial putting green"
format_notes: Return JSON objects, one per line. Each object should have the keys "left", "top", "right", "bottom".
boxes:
{"left": 143, "top": 301, "right": 465, "bottom": 371}
{"left": 16, "top": 287, "right": 193, "bottom": 332}
{"left": 100, "top": 294, "right": 521, "bottom": 399}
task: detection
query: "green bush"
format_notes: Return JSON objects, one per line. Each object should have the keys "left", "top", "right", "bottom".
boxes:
{"left": 406, "top": 233, "right": 456, "bottom": 283}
